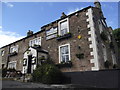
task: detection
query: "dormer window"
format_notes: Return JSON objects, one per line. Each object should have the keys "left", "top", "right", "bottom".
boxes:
{"left": 58, "top": 18, "right": 69, "bottom": 36}
{"left": 10, "top": 45, "right": 19, "bottom": 53}
{"left": 29, "top": 37, "right": 41, "bottom": 47}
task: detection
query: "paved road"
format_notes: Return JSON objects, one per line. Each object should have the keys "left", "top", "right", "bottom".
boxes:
{"left": 2, "top": 80, "right": 52, "bottom": 88}
{"left": 2, "top": 80, "right": 72, "bottom": 89}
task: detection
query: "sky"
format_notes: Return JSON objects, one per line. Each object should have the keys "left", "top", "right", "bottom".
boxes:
{"left": 0, "top": 2, "right": 119, "bottom": 48}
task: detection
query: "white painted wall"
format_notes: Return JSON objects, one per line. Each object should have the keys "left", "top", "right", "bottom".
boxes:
{"left": 22, "top": 47, "right": 37, "bottom": 74}
{"left": 86, "top": 8, "right": 99, "bottom": 71}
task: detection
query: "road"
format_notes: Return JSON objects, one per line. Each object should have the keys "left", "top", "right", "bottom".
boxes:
{"left": 2, "top": 80, "right": 52, "bottom": 88}
{"left": 2, "top": 80, "right": 73, "bottom": 89}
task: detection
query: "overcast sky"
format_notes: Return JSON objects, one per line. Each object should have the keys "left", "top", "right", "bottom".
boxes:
{"left": 0, "top": 2, "right": 119, "bottom": 48}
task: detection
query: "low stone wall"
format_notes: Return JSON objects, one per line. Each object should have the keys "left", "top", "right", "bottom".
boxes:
{"left": 64, "top": 69, "right": 120, "bottom": 88}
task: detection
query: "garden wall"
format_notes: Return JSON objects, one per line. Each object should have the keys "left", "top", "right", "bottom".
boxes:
{"left": 64, "top": 69, "right": 120, "bottom": 88}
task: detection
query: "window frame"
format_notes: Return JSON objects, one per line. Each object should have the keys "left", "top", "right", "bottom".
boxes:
{"left": 1, "top": 50, "right": 5, "bottom": 56}
{"left": 8, "top": 61, "right": 17, "bottom": 69}
{"left": 58, "top": 18, "right": 69, "bottom": 36}
{"left": 29, "top": 37, "right": 41, "bottom": 47}
{"left": 59, "top": 43, "right": 71, "bottom": 63}
{"left": 10, "top": 45, "right": 19, "bottom": 53}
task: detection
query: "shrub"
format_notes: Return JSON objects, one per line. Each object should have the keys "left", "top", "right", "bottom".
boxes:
{"left": 2, "top": 68, "right": 7, "bottom": 77}
{"left": 32, "top": 64, "right": 65, "bottom": 84}
{"left": 109, "top": 42, "right": 114, "bottom": 49}
{"left": 104, "top": 60, "right": 111, "bottom": 68}
{"left": 100, "top": 31, "right": 107, "bottom": 41}
{"left": 113, "top": 64, "right": 118, "bottom": 69}
{"left": 76, "top": 53, "right": 84, "bottom": 59}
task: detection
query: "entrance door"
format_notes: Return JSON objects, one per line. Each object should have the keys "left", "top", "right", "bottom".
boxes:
{"left": 27, "top": 55, "right": 32, "bottom": 73}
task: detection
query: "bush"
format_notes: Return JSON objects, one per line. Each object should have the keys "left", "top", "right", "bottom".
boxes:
{"left": 113, "top": 64, "right": 118, "bottom": 69}
{"left": 76, "top": 53, "right": 84, "bottom": 59}
{"left": 32, "top": 64, "right": 66, "bottom": 84}
{"left": 2, "top": 68, "right": 7, "bottom": 77}
{"left": 100, "top": 31, "right": 108, "bottom": 41}
{"left": 104, "top": 61, "right": 111, "bottom": 68}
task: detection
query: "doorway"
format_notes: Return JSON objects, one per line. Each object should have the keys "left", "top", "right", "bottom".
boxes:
{"left": 27, "top": 55, "right": 32, "bottom": 73}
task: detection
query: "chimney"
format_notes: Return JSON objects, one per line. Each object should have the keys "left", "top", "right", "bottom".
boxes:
{"left": 27, "top": 30, "right": 33, "bottom": 36}
{"left": 61, "top": 12, "right": 67, "bottom": 19}
{"left": 94, "top": 0, "right": 102, "bottom": 10}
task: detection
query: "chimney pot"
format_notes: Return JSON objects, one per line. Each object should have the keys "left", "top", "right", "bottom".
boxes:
{"left": 61, "top": 12, "right": 67, "bottom": 19}
{"left": 27, "top": 30, "right": 33, "bottom": 36}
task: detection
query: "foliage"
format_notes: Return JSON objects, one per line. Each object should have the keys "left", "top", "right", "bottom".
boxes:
{"left": 109, "top": 42, "right": 114, "bottom": 49}
{"left": 113, "top": 64, "right": 118, "bottom": 69}
{"left": 100, "top": 31, "right": 108, "bottom": 41}
{"left": 2, "top": 68, "right": 16, "bottom": 77}
{"left": 113, "top": 28, "right": 120, "bottom": 52}
{"left": 56, "top": 61, "right": 72, "bottom": 68}
{"left": 2, "top": 68, "right": 7, "bottom": 77}
{"left": 76, "top": 53, "right": 84, "bottom": 59}
{"left": 104, "top": 60, "right": 111, "bottom": 69}
{"left": 32, "top": 64, "right": 66, "bottom": 84}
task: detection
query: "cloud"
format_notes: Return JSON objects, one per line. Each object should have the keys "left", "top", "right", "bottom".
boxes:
{"left": 0, "top": 26, "right": 2, "bottom": 29}
{"left": 67, "top": 7, "right": 84, "bottom": 15}
{"left": 0, "top": 27, "right": 24, "bottom": 48}
{"left": 4, "top": 2, "right": 14, "bottom": 8}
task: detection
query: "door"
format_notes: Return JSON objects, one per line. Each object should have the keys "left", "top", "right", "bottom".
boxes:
{"left": 27, "top": 55, "right": 32, "bottom": 73}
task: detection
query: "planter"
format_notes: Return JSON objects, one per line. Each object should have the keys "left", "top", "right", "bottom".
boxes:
{"left": 56, "top": 33, "right": 72, "bottom": 41}
{"left": 56, "top": 61, "right": 72, "bottom": 68}
{"left": 9, "top": 52, "right": 17, "bottom": 57}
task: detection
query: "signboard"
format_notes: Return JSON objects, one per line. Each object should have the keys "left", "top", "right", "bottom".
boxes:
{"left": 46, "top": 27, "right": 58, "bottom": 40}
{"left": 46, "top": 27, "right": 57, "bottom": 36}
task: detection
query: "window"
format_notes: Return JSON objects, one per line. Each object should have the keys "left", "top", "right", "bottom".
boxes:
{"left": 8, "top": 61, "right": 17, "bottom": 69}
{"left": 29, "top": 37, "right": 41, "bottom": 47}
{"left": 23, "top": 59, "right": 27, "bottom": 66}
{"left": 10, "top": 45, "right": 19, "bottom": 53}
{"left": 58, "top": 18, "right": 69, "bottom": 36}
{"left": 101, "top": 19, "right": 107, "bottom": 27}
{"left": 1, "top": 50, "right": 4, "bottom": 56}
{"left": 59, "top": 44, "right": 70, "bottom": 63}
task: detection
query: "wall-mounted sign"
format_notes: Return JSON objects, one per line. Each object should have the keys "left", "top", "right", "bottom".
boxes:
{"left": 46, "top": 27, "right": 58, "bottom": 40}
{"left": 78, "top": 35, "right": 82, "bottom": 39}
{"left": 46, "top": 27, "right": 57, "bottom": 36}
{"left": 46, "top": 34, "right": 57, "bottom": 40}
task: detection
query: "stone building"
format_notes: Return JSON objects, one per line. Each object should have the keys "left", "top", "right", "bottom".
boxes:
{"left": 0, "top": 1, "right": 119, "bottom": 74}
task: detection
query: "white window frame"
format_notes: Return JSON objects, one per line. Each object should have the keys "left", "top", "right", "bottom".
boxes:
{"left": 1, "top": 50, "right": 5, "bottom": 56}
{"left": 58, "top": 18, "right": 69, "bottom": 36}
{"left": 8, "top": 61, "right": 17, "bottom": 69}
{"left": 59, "top": 43, "right": 71, "bottom": 63}
{"left": 29, "top": 37, "right": 41, "bottom": 47}
{"left": 10, "top": 45, "right": 19, "bottom": 53}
